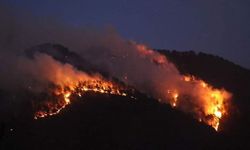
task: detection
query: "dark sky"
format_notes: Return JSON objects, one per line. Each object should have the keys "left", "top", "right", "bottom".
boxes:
{"left": 2, "top": 0, "right": 250, "bottom": 69}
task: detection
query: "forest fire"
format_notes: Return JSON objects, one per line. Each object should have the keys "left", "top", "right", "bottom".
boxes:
{"left": 182, "top": 75, "right": 230, "bottom": 131}
{"left": 31, "top": 44, "right": 231, "bottom": 131}
{"left": 135, "top": 44, "right": 231, "bottom": 131}
{"left": 34, "top": 79, "right": 127, "bottom": 119}
{"left": 165, "top": 75, "right": 231, "bottom": 131}
{"left": 31, "top": 54, "right": 127, "bottom": 119}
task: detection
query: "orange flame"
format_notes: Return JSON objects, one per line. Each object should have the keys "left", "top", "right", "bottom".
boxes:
{"left": 177, "top": 75, "right": 231, "bottom": 131}
{"left": 33, "top": 47, "right": 231, "bottom": 131}
{"left": 30, "top": 54, "right": 128, "bottom": 119}
{"left": 165, "top": 77, "right": 230, "bottom": 131}
{"left": 136, "top": 44, "right": 231, "bottom": 131}
{"left": 34, "top": 79, "right": 127, "bottom": 119}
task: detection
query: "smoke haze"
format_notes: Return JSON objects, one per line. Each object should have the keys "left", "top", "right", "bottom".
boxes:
{"left": 0, "top": 4, "right": 231, "bottom": 130}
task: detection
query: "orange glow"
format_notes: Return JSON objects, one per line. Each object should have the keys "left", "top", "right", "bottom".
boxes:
{"left": 168, "top": 90, "right": 179, "bottom": 107}
{"left": 136, "top": 44, "right": 167, "bottom": 65}
{"left": 33, "top": 47, "right": 232, "bottom": 132}
{"left": 135, "top": 43, "right": 231, "bottom": 131}
{"left": 182, "top": 75, "right": 231, "bottom": 131}
{"left": 34, "top": 76, "right": 127, "bottom": 119}
{"left": 165, "top": 75, "right": 231, "bottom": 131}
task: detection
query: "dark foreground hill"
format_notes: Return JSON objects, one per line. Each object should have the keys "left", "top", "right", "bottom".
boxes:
{"left": 0, "top": 92, "right": 230, "bottom": 150}
{"left": 0, "top": 45, "right": 249, "bottom": 149}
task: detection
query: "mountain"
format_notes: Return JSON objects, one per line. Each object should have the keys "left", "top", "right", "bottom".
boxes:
{"left": 0, "top": 44, "right": 249, "bottom": 149}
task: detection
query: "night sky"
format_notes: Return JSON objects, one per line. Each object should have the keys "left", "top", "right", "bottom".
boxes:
{"left": 2, "top": 0, "right": 250, "bottom": 69}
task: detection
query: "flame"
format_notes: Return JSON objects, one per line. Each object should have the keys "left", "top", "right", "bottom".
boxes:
{"left": 34, "top": 55, "right": 127, "bottom": 119}
{"left": 30, "top": 54, "right": 128, "bottom": 119}
{"left": 167, "top": 90, "right": 179, "bottom": 107}
{"left": 135, "top": 44, "right": 231, "bottom": 131}
{"left": 181, "top": 75, "right": 230, "bottom": 131}
{"left": 165, "top": 76, "right": 230, "bottom": 131}
{"left": 33, "top": 46, "right": 231, "bottom": 132}
{"left": 34, "top": 75, "right": 127, "bottom": 119}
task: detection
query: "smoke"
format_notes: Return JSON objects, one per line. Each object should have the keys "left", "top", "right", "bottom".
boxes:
{"left": 0, "top": 4, "right": 231, "bottom": 130}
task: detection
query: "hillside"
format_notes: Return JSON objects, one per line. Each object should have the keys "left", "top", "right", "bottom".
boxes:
{"left": 158, "top": 49, "right": 250, "bottom": 146}
{"left": 1, "top": 92, "right": 222, "bottom": 150}
{"left": 0, "top": 46, "right": 249, "bottom": 149}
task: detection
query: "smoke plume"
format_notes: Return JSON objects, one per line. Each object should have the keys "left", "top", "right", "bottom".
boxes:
{"left": 0, "top": 4, "right": 231, "bottom": 130}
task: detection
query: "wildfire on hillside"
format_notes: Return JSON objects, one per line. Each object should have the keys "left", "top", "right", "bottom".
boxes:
{"left": 30, "top": 54, "right": 127, "bottom": 120}
{"left": 34, "top": 79, "right": 127, "bottom": 119}
{"left": 136, "top": 44, "right": 231, "bottom": 131}
{"left": 32, "top": 43, "right": 231, "bottom": 132}
{"left": 166, "top": 75, "right": 231, "bottom": 131}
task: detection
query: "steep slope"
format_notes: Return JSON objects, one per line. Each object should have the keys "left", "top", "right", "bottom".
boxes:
{"left": 0, "top": 45, "right": 249, "bottom": 149}
{"left": 158, "top": 49, "right": 250, "bottom": 146}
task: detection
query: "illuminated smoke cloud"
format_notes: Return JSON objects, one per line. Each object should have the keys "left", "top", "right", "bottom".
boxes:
{"left": 0, "top": 5, "right": 231, "bottom": 131}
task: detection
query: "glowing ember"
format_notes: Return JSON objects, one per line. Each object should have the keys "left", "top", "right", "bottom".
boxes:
{"left": 167, "top": 90, "right": 179, "bottom": 107}
{"left": 30, "top": 54, "right": 128, "bottom": 120}
{"left": 34, "top": 79, "right": 127, "bottom": 119}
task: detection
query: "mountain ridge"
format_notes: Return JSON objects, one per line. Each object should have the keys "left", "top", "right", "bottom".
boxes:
{"left": 0, "top": 44, "right": 249, "bottom": 149}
